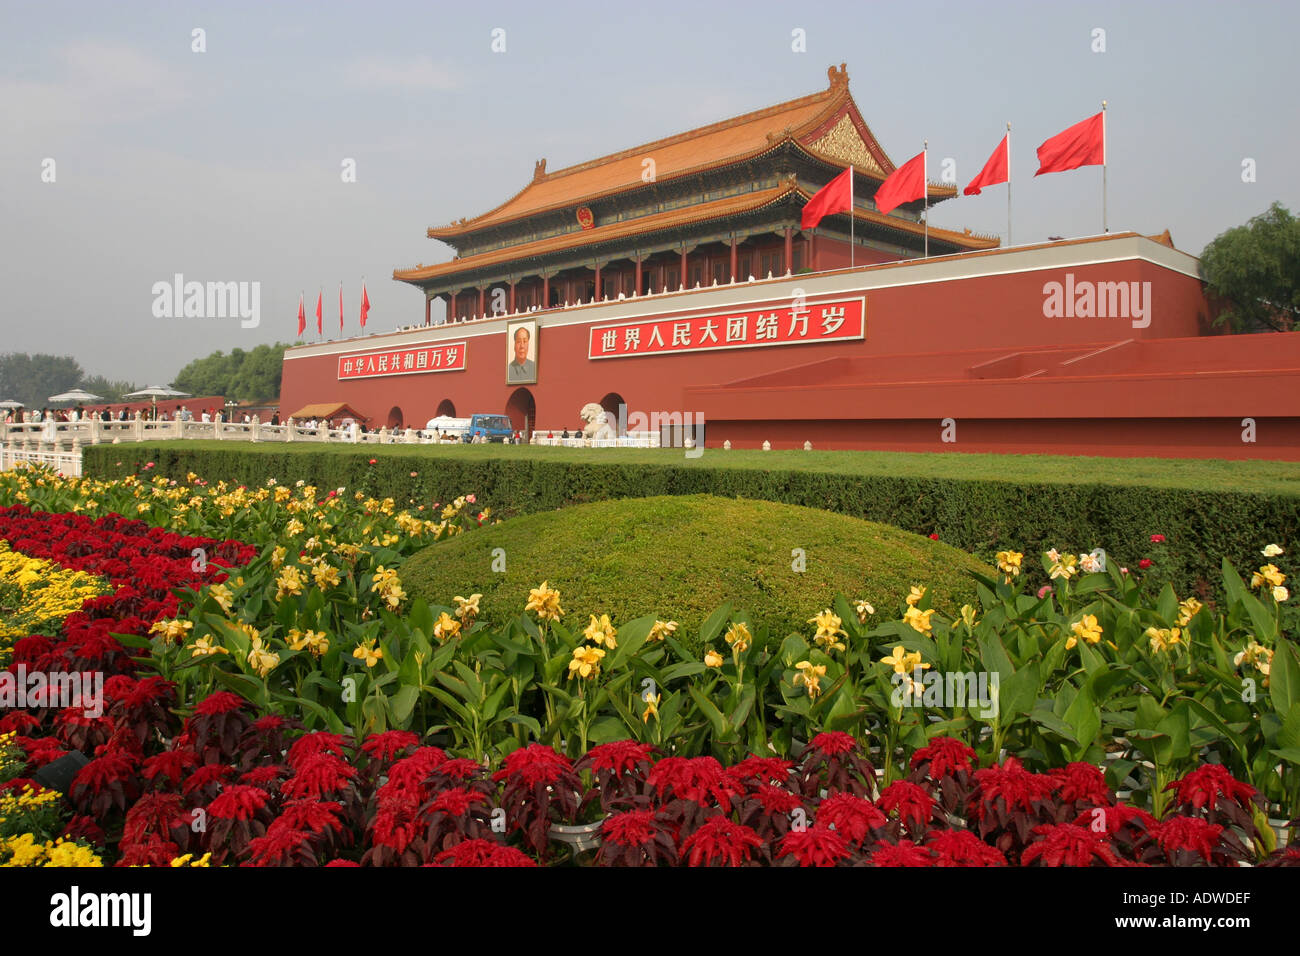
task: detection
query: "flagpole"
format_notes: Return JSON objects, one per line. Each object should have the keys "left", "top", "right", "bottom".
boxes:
{"left": 849, "top": 165, "right": 855, "bottom": 270}
{"left": 1006, "top": 122, "right": 1012, "bottom": 246}
{"left": 923, "top": 141, "right": 929, "bottom": 259}
{"left": 1101, "top": 101, "right": 1108, "bottom": 234}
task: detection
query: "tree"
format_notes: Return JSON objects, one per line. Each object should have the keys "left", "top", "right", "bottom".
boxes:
{"left": 0, "top": 353, "right": 84, "bottom": 409}
{"left": 1199, "top": 202, "right": 1300, "bottom": 332}
{"left": 79, "top": 375, "right": 138, "bottom": 404}
{"left": 172, "top": 343, "right": 290, "bottom": 403}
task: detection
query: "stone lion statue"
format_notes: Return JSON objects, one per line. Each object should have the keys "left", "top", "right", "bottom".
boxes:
{"left": 579, "top": 402, "right": 616, "bottom": 441}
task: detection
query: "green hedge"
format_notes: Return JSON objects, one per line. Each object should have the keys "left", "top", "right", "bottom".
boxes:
{"left": 84, "top": 443, "right": 1300, "bottom": 598}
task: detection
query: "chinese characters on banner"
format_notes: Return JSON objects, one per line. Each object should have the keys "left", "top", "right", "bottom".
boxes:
{"left": 587, "top": 298, "right": 865, "bottom": 359}
{"left": 337, "top": 342, "right": 467, "bottom": 380}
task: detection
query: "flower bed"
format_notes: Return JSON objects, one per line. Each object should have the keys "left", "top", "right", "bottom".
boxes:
{"left": 2, "top": 464, "right": 1299, "bottom": 865}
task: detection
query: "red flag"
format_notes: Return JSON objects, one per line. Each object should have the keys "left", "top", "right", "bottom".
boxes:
{"left": 874, "top": 151, "right": 927, "bottom": 216}
{"left": 801, "top": 166, "right": 852, "bottom": 231}
{"left": 338, "top": 284, "right": 344, "bottom": 333}
{"left": 1035, "top": 112, "right": 1104, "bottom": 176}
{"left": 964, "top": 134, "right": 1009, "bottom": 196}
{"left": 297, "top": 293, "right": 305, "bottom": 336}
{"left": 315, "top": 290, "right": 323, "bottom": 335}
{"left": 360, "top": 282, "right": 370, "bottom": 328}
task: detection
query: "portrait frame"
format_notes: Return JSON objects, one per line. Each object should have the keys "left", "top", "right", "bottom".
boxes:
{"left": 506, "top": 319, "right": 538, "bottom": 385}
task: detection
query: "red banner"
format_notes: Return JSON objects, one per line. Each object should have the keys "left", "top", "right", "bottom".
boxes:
{"left": 337, "top": 342, "right": 467, "bottom": 380}
{"left": 588, "top": 297, "right": 865, "bottom": 359}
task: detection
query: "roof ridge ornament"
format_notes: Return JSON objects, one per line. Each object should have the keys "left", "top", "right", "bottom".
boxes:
{"left": 828, "top": 63, "right": 848, "bottom": 90}
{"left": 533, "top": 158, "right": 548, "bottom": 181}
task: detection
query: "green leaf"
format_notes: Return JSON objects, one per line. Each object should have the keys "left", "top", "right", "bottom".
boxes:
{"left": 1063, "top": 685, "right": 1101, "bottom": 759}
{"left": 1270, "top": 638, "right": 1300, "bottom": 717}
{"left": 687, "top": 685, "right": 729, "bottom": 740}
{"left": 699, "top": 603, "right": 733, "bottom": 648}
{"left": 997, "top": 662, "right": 1041, "bottom": 721}
{"left": 390, "top": 685, "right": 420, "bottom": 726}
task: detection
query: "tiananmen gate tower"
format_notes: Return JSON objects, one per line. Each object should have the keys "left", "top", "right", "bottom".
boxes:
{"left": 280, "top": 65, "right": 1300, "bottom": 459}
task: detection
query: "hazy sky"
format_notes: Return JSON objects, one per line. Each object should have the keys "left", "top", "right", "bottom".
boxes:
{"left": 2, "top": 0, "right": 1296, "bottom": 385}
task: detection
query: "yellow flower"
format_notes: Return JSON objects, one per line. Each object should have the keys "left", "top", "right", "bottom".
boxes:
{"left": 1048, "top": 551, "right": 1078, "bottom": 580}
{"left": 149, "top": 618, "right": 192, "bottom": 642}
{"left": 1145, "top": 626, "right": 1182, "bottom": 654}
{"left": 187, "top": 635, "right": 229, "bottom": 658}
{"left": 170, "top": 852, "right": 212, "bottom": 867}
{"left": 208, "top": 583, "right": 234, "bottom": 614}
{"left": 793, "top": 661, "right": 826, "bottom": 699}
{"left": 1175, "top": 597, "right": 1203, "bottom": 627}
{"left": 247, "top": 636, "right": 280, "bottom": 677}
{"left": 959, "top": 604, "right": 979, "bottom": 629}
{"left": 285, "top": 518, "right": 304, "bottom": 538}
{"left": 311, "top": 563, "right": 341, "bottom": 590}
{"left": 853, "top": 600, "right": 875, "bottom": 624}
{"left": 703, "top": 649, "right": 724, "bottom": 668}
{"left": 648, "top": 620, "right": 678, "bottom": 642}
{"left": 903, "top": 606, "right": 935, "bottom": 636}
{"left": 724, "top": 622, "right": 752, "bottom": 654}
{"left": 454, "top": 593, "right": 482, "bottom": 625}
{"left": 525, "top": 581, "right": 564, "bottom": 621}
{"left": 1234, "top": 641, "right": 1273, "bottom": 677}
{"left": 1262, "top": 544, "right": 1285, "bottom": 558}
{"left": 1067, "top": 613, "right": 1103, "bottom": 650}
{"left": 880, "top": 646, "right": 912, "bottom": 674}
{"left": 568, "top": 645, "right": 605, "bottom": 680}
{"left": 808, "top": 610, "right": 846, "bottom": 652}
{"left": 905, "top": 585, "right": 926, "bottom": 608}
{"left": 275, "top": 566, "right": 305, "bottom": 601}
{"left": 996, "top": 550, "right": 1023, "bottom": 579}
{"left": 642, "top": 692, "right": 661, "bottom": 724}
{"left": 1250, "top": 564, "right": 1286, "bottom": 589}
{"left": 584, "top": 614, "right": 619, "bottom": 650}
{"left": 287, "top": 628, "right": 329, "bottom": 658}
{"left": 433, "top": 611, "right": 462, "bottom": 643}
{"left": 353, "top": 639, "right": 383, "bottom": 667}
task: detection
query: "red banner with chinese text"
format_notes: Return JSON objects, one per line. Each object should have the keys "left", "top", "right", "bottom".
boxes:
{"left": 587, "top": 297, "right": 865, "bottom": 359}
{"left": 337, "top": 342, "right": 467, "bottom": 379}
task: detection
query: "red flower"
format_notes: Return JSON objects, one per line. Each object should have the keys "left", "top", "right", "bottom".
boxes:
{"left": 142, "top": 749, "right": 198, "bottom": 788}
{"left": 207, "top": 784, "right": 270, "bottom": 821}
{"left": 434, "top": 839, "right": 535, "bottom": 867}
{"left": 1138, "top": 558, "right": 1152, "bottom": 570}
{"left": 1150, "top": 533, "right": 1166, "bottom": 543}
{"left": 122, "top": 793, "right": 188, "bottom": 847}
{"left": 1165, "top": 764, "right": 1256, "bottom": 813}
{"left": 281, "top": 753, "right": 357, "bottom": 800}
{"left": 383, "top": 747, "right": 449, "bottom": 796}
{"left": 680, "top": 817, "right": 764, "bottom": 867}
{"left": 1022, "top": 824, "right": 1123, "bottom": 866}
{"left": 370, "top": 792, "right": 422, "bottom": 852}
{"left": 368, "top": 458, "right": 377, "bottom": 465}
{"left": 429, "top": 787, "right": 488, "bottom": 817}
{"left": 194, "top": 691, "right": 247, "bottom": 716}
{"left": 926, "top": 829, "right": 1007, "bottom": 866}
{"left": 1072, "top": 802, "right": 1156, "bottom": 837}
{"left": 817, "top": 792, "right": 886, "bottom": 844}
{"left": 1051, "top": 762, "right": 1112, "bottom": 806}
{"left": 970, "top": 756, "right": 1059, "bottom": 820}
{"left": 910, "top": 737, "right": 976, "bottom": 779}
{"left": 868, "top": 839, "right": 935, "bottom": 867}
{"left": 1154, "top": 817, "right": 1223, "bottom": 863}
{"left": 778, "top": 826, "right": 852, "bottom": 867}
{"left": 727, "top": 756, "right": 794, "bottom": 787}
{"left": 602, "top": 810, "right": 659, "bottom": 848}
{"left": 276, "top": 799, "right": 344, "bottom": 836}
{"left": 182, "top": 763, "right": 232, "bottom": 798}
{"left": 287, "top": 732, "right": 349, "bottom": 767}
{"left": 878, "top": 781, "right": 935, "bottom": 831}
{"left": 246, "top": 824, "right": 315, "bottom": 866}
{"left": 492, "top": 744, "right": 572, "bottom": 788}
{"left": 584, "top": 740, "right": 655, "bottom": 776}
{"left": 752, "top": 785, "right": 803, "bottom": 816}
{"left": 929, "top": 533, "right": 940, "bottom": 540}
{"left": 239, "top": 765, "right": 287, "bottom": 788}
{"left": 807, "top": 732, "right": 857, "bottom": 757}
{"left": 361, "top": 730, "right": 420, "bottom": 764}
{"left": 647, "top": 756, "right": 739, "bottom": 810}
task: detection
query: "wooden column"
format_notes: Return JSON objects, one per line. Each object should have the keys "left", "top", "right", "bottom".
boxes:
{"left": 679, "top": 246, "right": 687, "bottom": 289}
{"left": 634, "top": 258, "right": 642, "bottom": 296}
{"left": 425, "top": 295, "right": 432, "bottom": 325}
{"left": 509, "top": 280, "right": 517, "bottom": 314}
{"left": 446, "top": 292, "right": 456, "bottom": 323}
{"left": 542, "top": 274, "right": 550, "bottom": 309}
{"left": 594, "top": 264, "right": 602, "bottom": 301}
{"left": 729, "top": 234, "right": 738, "bottom": 282}
{"left": 477, "top": 287, "right": 485, "bottom": 318}
{"left": 784, "top": 226, "right": 793, "bottom": 275}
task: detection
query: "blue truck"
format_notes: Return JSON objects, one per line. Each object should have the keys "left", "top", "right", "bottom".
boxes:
{"left": 461, "top": 413, "right": 516, "bottom": 443}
